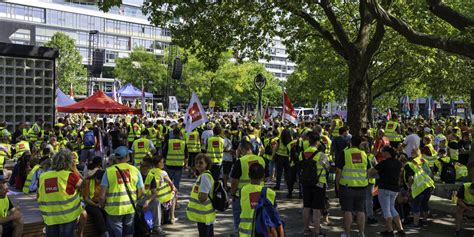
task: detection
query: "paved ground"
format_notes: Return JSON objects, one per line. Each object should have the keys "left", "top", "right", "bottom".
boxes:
{"left": 163, "top": 176, "right": 474, "bottom": 237}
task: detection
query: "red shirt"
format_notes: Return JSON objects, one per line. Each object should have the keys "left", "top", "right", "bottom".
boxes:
{"left": 66, "top": 172, "right": 81, "bottom": 195}
{"left": 374, "top": 137, "right": 390, "bottom": 161}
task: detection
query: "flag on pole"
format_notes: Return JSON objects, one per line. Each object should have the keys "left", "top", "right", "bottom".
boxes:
{"left": 141, "top": 80, "right": 146, "bottom": 115}
{"left": 401, "top": 95, "right": 410, "bottom": 117}
{"left": 450, "top": 100, "right": 456, "bottom": 116}
{"left": 69, "top": 82, "right": 74, "bottom": 99}
{"left": 264, "top": 107, "right": 272, "bottom": 126}
{"left": 112, "top": 81, "right": 117, "bottom": 102}
{"left": 185, "top": 91, "right": 208, "bottom": 134}
{"left": 425, "top": 96, "right": 432, "bottom": 119}
{"left": 386, "top": 108, "right": 392, "bottom": 120}
{"left": 282, "top": 92, "right": 298, "bottom": 125}
{"left": 413, "top": 98, "right": 419, "bottom": 117}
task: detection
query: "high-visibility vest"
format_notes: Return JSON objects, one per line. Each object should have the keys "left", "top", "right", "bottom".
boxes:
{"left": 144, "top": 168, "right": 173, "bottom": 203}
{"left": 406, "top": 159, "right": 434, "bottom": 198}
{"left": 38, "top": 170, "right": 82, "bottom": 225}
{"left": 21, "top": 128, "right": 28, "bottom": 139}
{"left": 300, "top": 146, "right": 326, "bottom": 185}
{"left": 88, "top": 178, "right": 97, "bottom": 200}
{"left": 28, "top": 123, "right": 41, "bottom": 142}
{"left": 0, "top": 197, "right": 8, "bottom": 218}
{"left": 332, "top": 118, "right": 343, "bottom": 138}
{"left": 14, "top": 140, "right": 30, "bottom": 160}
{"left": 263, "top": 138, "right": 272, "bottom": 160}
{"left": 368, "top": 154, "right": 376, "bottom": 185}
{"left": 463, "top": 183, "right": 474, "bottom": 205}
{"left": 455, "top": 163, "right": 468, "bottom": 181}
{"left": 434, "top": 156, "right": 451, "bottom": 180}
{"left": 207, "top": 136, "right": 224, "bottom": 164}
{"left": 239, "top": 184, "right": 276, "bottom": 237}
{"left": 186, "top": 171, "right": 215, "bottom": 223}
{"left": 287, "top": 139, "right": 300, "bottom": 167}
{"left": 449, "top": 140, "right": 459, "bottom": 161}
{"left": 157, "top": 125, "right": 166, "bottom": 145}
{"left": 72, "top": 152, "right": 79, "bottom": 165}
{"left": 238, "top": 155, "right": 266, "bottom": 190}
{"left": 133, "top": 137, "right": 151, "bottom": 166}
{"left": 422, "top": 144, "right": 438, "bottom": 167}
{"left": 340, "top": 147, "right": 369, "bottom": 187}
{"left": 187, "top": 130, "right": 201, "bottom": 153}
{"left": 321, "top": 135, "right": 332, "bottom": 161}
{"left": 147, "top": 127, "right": 157, "bottom": 146}
{"left": 385, "top": 121, "right": 402, "bottom": 142}
{"left": 104, "top": 163, "right": 139, "bottom": 216}
{"left": 166, "top": 139, "right": 186, "bottom": 167}
{"left": 127, "top": 123, "right": 141, "bottom": 142}
{"left": 275, "top": 138, "right": 288, "bottom": 157}
{"left": 23, "top": 164, "right": 41, "bottom": 194}
{"left": 0, "top": 143, "right": 11, "bottom": 170}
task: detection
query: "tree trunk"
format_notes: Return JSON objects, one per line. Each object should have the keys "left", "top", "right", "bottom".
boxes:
{"left": 347, "top": 60, "right": 370, "bottom": 138}
{"left": 367, "top": 80, "right": 374, "bottom": 126}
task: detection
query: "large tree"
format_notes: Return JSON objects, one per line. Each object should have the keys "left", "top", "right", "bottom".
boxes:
{"left": 99, "top": 0, "right": 390, "bottom": 135}
{"left": 44, "top": 32, "right": 87, "bottom": 95}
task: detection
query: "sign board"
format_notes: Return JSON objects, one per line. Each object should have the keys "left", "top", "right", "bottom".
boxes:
{"left": 209, "top": 100, "right": 216, "bottom": 108}
{"left": 168, "top": 96, "right": 179, "bottom": 113}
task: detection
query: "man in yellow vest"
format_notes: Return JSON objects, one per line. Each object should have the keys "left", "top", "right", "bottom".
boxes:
{"left": 230, "top": 140, "right": 266, "bottom": 235}
{"left": 28, "top": 118, "right": 43, "bottom": 148}
{"left": 206, "top": 126, "right": 225, "bottom": 181}
{"left": 14, "top": 136, "right": 30, "bottom": 161}
{"left": 99, "top": 146, "right": 144, "bottom": 237}
{"left": 163, "top": 127, "right": 187, "bottom": 210}
{"left": 335, "top": 136, "right": 370, "bottom": 237}
{"left": 37, "top": 149, "right": 82, "bottom": 236}
{"left": 455, "top": 182, "right": 474, "bottom": 236}
{"left": 132, "top": 130, "right": 155, "bottom": 167}
{"left": 330, "top": 114, "right": 344, "bottom": 139}
{"left": 239, "top": 162, "right": 276, "bottom": 237}
{"left": 22, "top": 158, "right": 40, "bottom": 194}
{"left": 186, "top": 128, "right": 202, "bottom": 177}
{"left": 127, "top": 117, "right": 141, "bottom": 148}
{"left": 0, "top": 175, "right": 23, "bottom": 237}
{"left": 385, "top": 114, "right": 403, "bottom": 148}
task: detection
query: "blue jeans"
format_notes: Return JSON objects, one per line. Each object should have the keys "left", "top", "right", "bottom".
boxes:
{"left": 45, "top": 220, "right": 76, "bottom": 237}
{"left": 166, "top": 167, "right": 183, "bottom": 190}
{"left": 232, "top": 197, "right": 241, "bottom": 234}
{"left": 106, "top": 214, "right": 135, "bottom": 237}
{"left": 378, "top": 189, "right": 399, "bottom": 218}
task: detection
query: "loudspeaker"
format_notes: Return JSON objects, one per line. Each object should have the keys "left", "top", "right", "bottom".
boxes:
{"left": 91, "top": 49, "right": 105, "bottom": 77}
{"left": 171, "top": 57, "right": 182, "bottom": 80}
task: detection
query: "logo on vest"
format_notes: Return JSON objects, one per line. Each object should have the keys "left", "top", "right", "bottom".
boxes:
{"left": 138, "top": 141, "right": 145, "bottom": 149}
{"left": 116, "top": 170, "right": 131, "bottom": 184}
{"left": 387, "top": 123, "right": 394, "bottom": 129}
{"left": 44, "top": 177, "right": 59, "bottom": 193}
{"left": 189, "top": 135, "right": 195, "bottom": 140}
{"left": 249, "top": 192, "right": 261, "bottom": 209}
{"left": 351, "top": 153, "right": 362, "bottom": 163}
{"left": 173, "top": 143, "right": 181, "bottom": 150}
{"left": 212, "top": 141, "right": 219, "bottom": 148}
{"left": 19, "top": 143, "right": 25, "bottom": 149}
{"left": 193, "top": 185, "right": 199, "bottom": 193}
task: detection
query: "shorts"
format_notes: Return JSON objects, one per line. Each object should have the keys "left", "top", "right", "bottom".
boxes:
{"left": 1, "top": 220, "right": 14, "bottom": 236}
{"left": 410, "top": 188, "right": 432, "bottom": 213}
{"left": 222, "top": 161, "right": 234, "bottom": 175}
{"left": 303, "top": 186, "right": 326, "bottom": 209}
{"left": 339, "top": 186, "right": 367, "bottom": 212}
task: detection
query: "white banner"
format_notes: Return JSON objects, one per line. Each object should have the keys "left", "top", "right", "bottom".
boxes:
{"left": 185, "top": 92, "right": 208, "bottom": 134}
{"left": 168, "top": 96, "right": 179, "bottom": 113}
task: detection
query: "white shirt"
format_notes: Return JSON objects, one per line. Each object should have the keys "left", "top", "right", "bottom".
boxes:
{"left": 201, "top": 130, "right": 214, "bottom": 149}
{"left": 403, "top": 133, "right": 420, "bottom": 157}
{"left": 223, "top": 137, "right": 233, "bottom": 162}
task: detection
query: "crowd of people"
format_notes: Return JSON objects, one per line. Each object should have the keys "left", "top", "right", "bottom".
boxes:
{"left": 0, "top": 112, "right": 472, "bottom": 237}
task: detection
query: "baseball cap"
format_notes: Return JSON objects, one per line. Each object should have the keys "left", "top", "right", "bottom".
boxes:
{"left": 424, "top": 127, "right": 431, "bottom": 133}
{"left": 114, "top": 146, "right": 131, "bottom": 158}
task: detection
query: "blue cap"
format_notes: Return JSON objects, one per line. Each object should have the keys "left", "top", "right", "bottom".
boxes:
{"left": 114, "top": 146, "right": 131, "bottom": 158}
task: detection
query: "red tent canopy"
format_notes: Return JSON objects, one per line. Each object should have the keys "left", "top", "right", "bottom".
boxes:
{"left": 57, "top": 90, "right": 142, "bottom": 114}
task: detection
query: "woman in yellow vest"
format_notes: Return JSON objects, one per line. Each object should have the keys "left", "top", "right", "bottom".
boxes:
{"left": 37, "top": 149, "right": 83, "bottom": 236}
{"left": 82, "top": 169, "right": 108, "bottom": 237}
{"left": 274, "top": 128, "right": 292, "bottom": 190}
{"left": 239, "top": 162, "right": 276, "bottom": 237}
{"left": 186, "top": 153, "right": 216, "bottom": 237}
{"left": 22, "top": 158, "right": 40, "bottom": 194}
{"left": 455, "top": 182, "right": 474, "bottom": 236}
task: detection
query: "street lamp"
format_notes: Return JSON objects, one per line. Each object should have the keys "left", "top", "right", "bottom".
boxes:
{"left": 254, "top": 73, "right": 266, "bottom": 124}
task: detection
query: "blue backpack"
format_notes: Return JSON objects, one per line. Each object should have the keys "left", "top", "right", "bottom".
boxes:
{"left": 83, "top": 130, "right": 95, "bottom": 147}
{"left": 254, "top": 187, "right": 285, "bottom": 237}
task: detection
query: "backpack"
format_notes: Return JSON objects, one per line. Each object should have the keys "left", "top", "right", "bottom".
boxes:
{"left": 298, "top": 151, "right": 322, "bottom": 187}
{"left": 254, "top": 187, "right": 285, "bottom": 237}
{"left": 264, "top": 139, "right": 273, "bottom": 156}
{"left": 440, "top": 160, "right": 456, "bottom": 184}
{"left": 83, "top": 130, "right": 95, "bottom": 147}
{"left": 289, "top": 141, "right": 302, "bottom": 165}
{"left": 248, "top": 136, "right": 261, "bottom": 155}
{"left": 207, "top": 173, "right": 229, "bottom": 212}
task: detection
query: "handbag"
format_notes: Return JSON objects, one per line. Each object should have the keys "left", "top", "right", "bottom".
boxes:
{"left": 115, "top": 166, "right": 151, "bottom": 236}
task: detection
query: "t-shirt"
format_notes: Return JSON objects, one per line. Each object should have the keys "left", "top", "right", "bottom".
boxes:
{"left": 403, "top": 134, "right": 420, "bottom": 158}
{"left": 223, "top": 137, "right": 233, "bottom": 162}
{"left": 66, "top": 172, "right": 81, "bottom": 195}
{"left": 199, "top": 173, "right": 212, "bottom": 194}
{"left": 375, "top": 158, "right": 402, "bottom": 192}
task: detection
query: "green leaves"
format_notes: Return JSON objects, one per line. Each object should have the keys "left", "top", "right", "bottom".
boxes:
{"left": 44, "top": 32, "right": 87, "bottom": 95}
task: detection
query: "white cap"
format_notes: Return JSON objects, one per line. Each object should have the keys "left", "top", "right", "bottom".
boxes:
{"left": 424, "top": 127, "right": 431, "bottom": 133}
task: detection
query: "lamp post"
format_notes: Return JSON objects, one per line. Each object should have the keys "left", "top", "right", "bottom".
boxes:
{"left": 254, "top": 73, "right": 266, "bottom": 124}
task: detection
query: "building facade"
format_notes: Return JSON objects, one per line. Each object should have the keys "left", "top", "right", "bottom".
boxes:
{"left": 259, "top": 37, "right": 295, "bottom": 81}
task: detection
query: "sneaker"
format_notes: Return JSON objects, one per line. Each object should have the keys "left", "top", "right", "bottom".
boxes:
{"left": 396, "top": 230, "right": 406, "bottom": 237}
{"left": 368, "top": 217, "right": 378, "bottom": 225}
{"left": 379, "top": 231, "right": 394, "bottom": 236}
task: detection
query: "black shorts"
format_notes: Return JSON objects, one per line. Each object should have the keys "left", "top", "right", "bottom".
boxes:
{"left": 339, "top": 186, "right": 367, "bottom": 212}
{"left": 1, "top": 220, "right": 14, "bottom": 236}
{"left": 222, "top": 161, "right": 234, "bottom": 175}
{"left": 303, "top": 186, "right": 326, "bottom": 209}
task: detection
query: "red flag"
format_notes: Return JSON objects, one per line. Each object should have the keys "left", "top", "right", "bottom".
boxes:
{"left": 264, "top": 107, "right": 272, "bottom": 126}
{"left": 283, "top": 92, "right": 298, "bottom": 125}
{"left": 69, "top": 82, "right": 74, "bottom": 99}
{"left": 386, "top": 108, "right": 392, "bottom": 120}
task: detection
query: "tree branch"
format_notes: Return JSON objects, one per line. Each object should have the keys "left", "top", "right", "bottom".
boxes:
{"left": 365, "top": 0, "right": 474, "bottom": 59}
{"left": 319, "top": 0, "right": 353, "bottom": 51}
{"left": 355, "top": 0, "right": 374, "bottom": 48}
{"left": 426, "top": 0, "right": 474, "bottom": 31}
{"left": 361, "top": 21, "right": 385, "bottom": 70}
{"left": 369, "top": 58, "right": 400, "bottom": 83}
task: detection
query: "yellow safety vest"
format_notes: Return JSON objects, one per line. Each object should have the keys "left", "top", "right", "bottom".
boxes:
{"left": 127, "top": 123, "right": 141, "bottom": 142}
{"left": 321, "top": 135, "right": 332, "bottom": 161}
{"left": 263, "top": 138, "right": 272, "bottom": 161}
{"left": 455, "top": 163, "right": 468, "bottom": 181}
{"left": 147, "top": 127, "right": 157, "bottom": 146}
{"left": 28, "top": 123, "right": 41, "bottom": 142}
{"left": 144, "top": 168, "right": 173, "bottom": 203}
{"left": 38, "top": 170, "right": 82, "bottom": 225}
{"left": 332, "top": 118, "right": 343, "bottom": 138}
{"left": 207, "top": 136, "right": 224, "bottom": 164}
{"left": 166, "top": 139, "right": 186, "bottom": 167}
{"left": 23, "top": 164, "right": 41, "bottom": 194}
{"left": 463, "top": 183, "right": 474, "bottom": 205}
{"left": 104, "top": 163, "right": 139, "bottom": 216}
{"left": 449, "top": 140, "right": 459, "bottom": 161}
{"left": 186, "top": 171, "right": 215, "bottom": 223}
{"left": 156, "top": 125, "right": 166, "bottom": 145}
{"left": 0, "top": 197, "right": 8, "bottom": 218}
{"left": 238, "top": 155, "right": 266, "bottom": 190}
{"left": 300, "top": 146, "right": 326, "bottom": 185}
{"left": 186, "top": 130, "right": 201, "bottom": 153}
{"left": 15, "top": 140, "right": 30, "bottom": 160}
{"left": 368, "top": 154, "right": 376, "bottom": 185}
{"left": 0, "top": 143, "right": 11, "bottom": 170}
{"left": 385, "top": 121, "right": 402, "bottom": 142}
{"left": 88, "top": 178, "right": 97, "bottom": 200}
{"left": 133, "top": 138, "right": 151, "bottom": 166}
{"left": 340, "top": 147, "right": 369, "bottom": 187}
{"left": 422, "top": 144, "right": 438, "bottom": 167}
{"left": 406, "top": 159, "right": 435, "bottom": 198}
{"left": 275, "top": 138, "right": 288, "bottom": 157}
{"left": 287, "top": 139, "right": 300, "bottom": 167}
{"left": 72, "top": 152, "right": 79, "bottom": 165}
{"left": 239, "top": 184, "right": 276, "bottom": 237}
